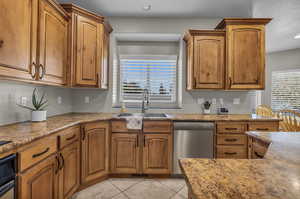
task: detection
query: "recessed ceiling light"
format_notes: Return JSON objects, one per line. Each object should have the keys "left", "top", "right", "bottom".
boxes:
{"left": 295, "top": 33, "right": 300, "bottom": 39}
{"left": 143, "top": 5, "right": 151, "bottom": 11}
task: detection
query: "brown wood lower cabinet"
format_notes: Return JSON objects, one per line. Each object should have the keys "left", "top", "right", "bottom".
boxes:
{"left": 19, "top": 154, "right": 59, "bottom": 199}
{"left": 111, "top": 133, "right": 140, "bottom": 174}
{"left": 81, "top": 122, "right": 110, "bottom": 184}
{"left": 143, "top": 134, "right": 172, "bottom": 174}
{"left": 58, "top": 141, "right": 80, "bottom": 199}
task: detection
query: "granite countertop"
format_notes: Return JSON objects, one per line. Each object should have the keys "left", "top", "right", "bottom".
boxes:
{"left": 0, "top": 113, "right": 279, "bottom": 156}
{"left": 179, "top": 131, "right": 300, "bottom": 199}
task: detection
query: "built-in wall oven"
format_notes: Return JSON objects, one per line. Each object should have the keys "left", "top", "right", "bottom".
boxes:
{"left": 0, "top": 154, "right": 16, "bottom": 199}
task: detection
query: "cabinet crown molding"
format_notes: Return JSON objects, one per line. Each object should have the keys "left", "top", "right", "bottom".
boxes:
{"left": 215, "top": 18, "right": 272, "bottom": 29}
{"left": 184, "top": 29, "right": 226, "bottom": 42}
{"left": 61, "top": 3, "right": 113, "bottom": 33}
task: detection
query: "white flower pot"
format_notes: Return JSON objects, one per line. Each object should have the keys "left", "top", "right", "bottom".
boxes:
{"left": 32, "top": 111, "right": 47, "bottom": 122}
{"left": 204, "top": 109, "right": 211, "bottom": 114}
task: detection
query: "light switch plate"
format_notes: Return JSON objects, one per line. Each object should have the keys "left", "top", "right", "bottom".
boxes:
{"left": 57, "top": 96, "right": 62, "bottom": 104}
{"left": 84, "top": 96, "right": 90, "bottom": 104}
{"left": 212, "top": 98, "right": 217, "bottom": 105}
{"left": 233, "top": 98, "right": 240, "bottom": 105}
{"left": 219, "top": 98, "right": 224, "bottom": 105}
{"left": 197, "top": 98, "right": 204, "bottom": 105}
{"left": 20, "top": 96, "right": 27, "bottom": 106}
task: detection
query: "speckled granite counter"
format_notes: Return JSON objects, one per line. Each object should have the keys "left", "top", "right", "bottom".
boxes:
{"left": 0, "top": 113, "right": 279, "bottom": 156}
{"left": 179, "top": 131, "right": 300, "bottom": 199}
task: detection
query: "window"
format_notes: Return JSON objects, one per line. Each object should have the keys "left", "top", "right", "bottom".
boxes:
{"left": 271, "top": 70, "right": 300, "bottom": 111}
{"left": 115, "top": 55, "right": 179, "bottom": 108}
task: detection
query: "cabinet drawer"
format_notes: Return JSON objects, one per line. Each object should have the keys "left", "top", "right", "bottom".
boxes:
{"left": 217, "top": 123, "right": 245, "bottom": 133}
{"left": 216, "top": 146, "right": 247, "bottom": 159}
{"left": 248, "top": 122, "right": 278, "bottom": 131}
{"left": 19, "top": 136, "right": 57, "bottom": 171}
{"left": 217, "top": 134, "right": 246, "bottom": 145}
{"left": 143, "top": 121, "right": 172, "bottom": 133}
{"left": 59, "top": 126, "right": 80, "bottom": 149}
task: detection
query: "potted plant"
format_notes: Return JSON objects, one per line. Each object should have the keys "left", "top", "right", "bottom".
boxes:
{"left": 18, "top": 88, "right": 48, "bottom": 122}
{"left": 203, "top": 101, "right": 212, "bottom": 114}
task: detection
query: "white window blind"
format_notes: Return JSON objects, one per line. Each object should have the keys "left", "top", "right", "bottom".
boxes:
{"left": 119, "top": 56, "right": 178, "bottom": 107}
{"left": 271, "top": 70, "right": 300, "bottom": 111}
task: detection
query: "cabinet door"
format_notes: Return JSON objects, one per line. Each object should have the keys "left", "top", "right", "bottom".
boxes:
{"left": 100, "top": 28, "right": 109, "bottom": 89}
{"left": 38, "top": 0, "right": 68, "bottom": 85}
{"left": 19, "top": 154, "right": 59, "bottom": 199}
{"left": 111, "top": 133, "right": 140, "bottom": 174}
{"left": 81, "top": 122, "right": 109, "bottom": 184}
{"left": 193, "top": 35, "right": 225, "bottom": 89}
{"left": 143, "top": 134, "right": 172, "bottom": 174}
{"left": 58, "top": 141, "right": 80, "bottom": 199}
{"left": 0, "top": 0, "right": 38, "bottom": 80}
{"left": 227, "top": 25, "right": 265, "bottom": 89}
{"left": 75, "top": 15, "right": 101, "bottom": 87}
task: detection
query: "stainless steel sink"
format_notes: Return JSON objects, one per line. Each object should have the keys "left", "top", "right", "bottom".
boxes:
{"left": 117, "top": 113, "right": 167, "bottom": 118}
{"left": 143, "top": 113, "right": 167, "bottom": 118}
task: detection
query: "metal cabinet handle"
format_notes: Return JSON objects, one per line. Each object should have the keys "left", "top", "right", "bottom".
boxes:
{"left": 225, "top": 128, "right": 237, "bottom": 130}
{"left": 32, "top": 147, "right": 49, "bottom": 158}
{"left": 0, "top": 40, "right": 4, "bottom": 48}
{"left": 31, "top": 62, "right": 37, "bottom": 79}
{"left": 224, "top": 152, "right": 237, "bottom": 155}
{"left": 39, "top": 64, "right": 45, "bottom": 79}
{"left": 66, "top": 134, "right": 76, "bottom": 141}
{"left": 225, "top": 138, "right": 238, "bottom": 142}
{"left": 254, "top": 151, "right": 264, "bottom": 159}
{"left": 59, "top": 153, "right": 64, "bottom": 170}
{"left": 256, "top": 128, "right": 269, "bottom": 131}
{"left": 229, "top": 77, "right": 232, "bottom": 88}
{"left": 55, "top": 155, "right": 60, "bottom": 174}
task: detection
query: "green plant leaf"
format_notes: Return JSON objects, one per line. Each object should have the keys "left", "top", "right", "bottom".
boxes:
{"left": 32, "top": 88, "right": 38, "bottom": 110}
{"left": 17, "top": 104, "right": 36, "bottom": 111}
{"left": 37, "top": 100, "right": 48, "bottom": 110}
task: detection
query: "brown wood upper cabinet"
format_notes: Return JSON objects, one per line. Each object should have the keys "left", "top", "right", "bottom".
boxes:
{"left": 81, "top": 121, "right": 110, "bottom": 184}
{"left": 216, "top": 18, "right": 272, "bottom": 90}
{"left": 61, "top": 4, "right": 112, "bottom": 88}
{"left": 184, "top": 30, "right": 225, "bottom": 90}
{"left": 185, "top": 18, "right": 271, "bottom": 90}
{"left": 0, "top": 0, "right": 69, "bottom": 86}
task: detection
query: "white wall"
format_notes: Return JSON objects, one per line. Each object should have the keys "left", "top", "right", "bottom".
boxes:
{"left": 262, "top": 48, "right": 300, "bottom": 106}
{"left": 71, "top": 17, "right": 258, "bottom": 114}
{"left": 0, "top": 80, "right": 72, "bottom": 125}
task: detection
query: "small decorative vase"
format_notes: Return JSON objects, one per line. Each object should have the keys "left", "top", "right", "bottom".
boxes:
{"left": 204, "top": 109, "right": 211, "bottom": 114}
{"left": 31, "top": 111, "right": 47, "bottom": 122}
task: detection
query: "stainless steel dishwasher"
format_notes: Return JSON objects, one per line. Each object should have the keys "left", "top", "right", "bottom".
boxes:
{"left": 173, "top": 122, "right": 214, "bottom": 174}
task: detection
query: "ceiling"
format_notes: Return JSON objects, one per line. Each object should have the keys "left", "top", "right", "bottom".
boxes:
{"left": 58, "top": 0, "right": 300, "bottom": 52}
{"left": 58, "top": 0, "right": 252, "bottom": 18}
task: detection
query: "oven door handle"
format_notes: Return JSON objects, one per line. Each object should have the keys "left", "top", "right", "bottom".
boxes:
{"left": 0, "top": 154, "right": 16, "bottom": 165}
{"left": 0, "top": 180, "right": 14, "bottom": 198}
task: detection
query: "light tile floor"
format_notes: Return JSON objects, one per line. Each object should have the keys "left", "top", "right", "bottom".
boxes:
{"left": 72, "top": 178, "right": 188, "bottom": 199}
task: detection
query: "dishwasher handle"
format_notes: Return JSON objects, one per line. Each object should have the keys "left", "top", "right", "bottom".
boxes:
{"left": 174, "top": 122, "right": 215, "bottom": 131}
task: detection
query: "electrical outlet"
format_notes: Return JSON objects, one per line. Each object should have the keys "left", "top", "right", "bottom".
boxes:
{"left": 219, "top": 98, "right": 224, "bottom": 105}
{"left": 84, "top": 96, "right": 90, "bottom": 104}
{"left": 212, "top": 98, "right": 217, "bottom": 105}
{"left": 20, "top": 96, "right": 27, "bottom": 106}
{"left": 233, "top": 98, "right": 240, "bottom": 105}
{"left": 197, "top": 98, "right": 204, "bottom": 104}
{"left": 57, "top": 96, "right": 62, "bottom": 104}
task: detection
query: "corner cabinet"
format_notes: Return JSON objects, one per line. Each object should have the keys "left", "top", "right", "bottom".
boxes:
{"left": 61, "top": 4, "right": 113, "bottom": 88}
{"left": 184, "top": 18, "right": 271, "bottom": 90}
{"left": 81, "top": 121, "right": 110, "bottom": 185}
{"left": 185, "top": 30, "right": 225, "bottom": 90}
{"left": 0, "top": 0, "right": 69, "bottom": 86}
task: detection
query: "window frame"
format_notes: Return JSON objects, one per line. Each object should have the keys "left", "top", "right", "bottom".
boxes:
{"left": 114, "top": 54, "right": 180, "bottom": 109}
